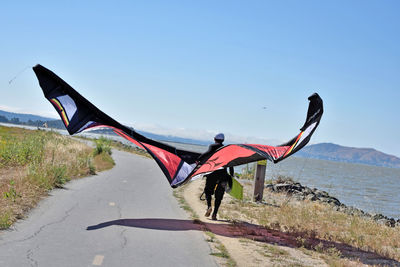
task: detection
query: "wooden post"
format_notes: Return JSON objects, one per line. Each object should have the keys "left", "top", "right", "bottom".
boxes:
{"left": 253, "top": 160, "right": 267, "bottom": 202}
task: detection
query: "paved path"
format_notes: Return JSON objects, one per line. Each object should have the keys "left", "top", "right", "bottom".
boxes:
{"left": 0, "top": 150, "right": 217, "bottom": 267}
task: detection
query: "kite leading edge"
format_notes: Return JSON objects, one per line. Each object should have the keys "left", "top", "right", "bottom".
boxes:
{"left": 32, "top": 64, "right": 323, "bottom": 188}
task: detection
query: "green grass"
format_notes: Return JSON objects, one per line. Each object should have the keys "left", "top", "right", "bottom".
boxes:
{"left": 210, "top": 243, "right": 230, "bottom": 258}
{"left": 262, "top": 244, "right": 290, "bottom": 256}
{"left": 0, "top": 210, "right": 12, "bottom": 229}
{"left": 210, "top": 243, "right": 237, "bottom": 266}
{"left": 0, "top": 128, "right": 46, "bottom": 167}
{"left": 93, "top": 136, "right": 112, "bottom": 156}
{"left": 3, "top": 180, "right": 20, "bottom": 202}
{"left": 205, "top": 231, "right": 216, "bottom": 243}
{"left": 172, "top": 187, "right": 199, "bottom": 219}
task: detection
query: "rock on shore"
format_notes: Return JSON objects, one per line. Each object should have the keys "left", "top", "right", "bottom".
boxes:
{"left": 266, "top": 180, "right": 400, "bottom": 228}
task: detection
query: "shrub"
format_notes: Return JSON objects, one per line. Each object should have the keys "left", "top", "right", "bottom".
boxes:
{"left": 94, "top": 137, "right": 112, "bottom": 156}
{"left": 0, "top": 210, "right": 12, "bottom": 230}
{"left": 3, "top": 180, "right": 20, "bottom": 202}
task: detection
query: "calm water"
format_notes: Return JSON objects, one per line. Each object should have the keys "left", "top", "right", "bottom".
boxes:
{"left": 264, "top": 157, "right": 400, "bottom": 219}
{"left": 2, "top": 123, "right": 399, "bottom": 218}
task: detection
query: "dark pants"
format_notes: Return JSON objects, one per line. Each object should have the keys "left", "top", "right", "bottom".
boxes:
{"left": 204, "top": 173, "right": 226, "bottom": 216}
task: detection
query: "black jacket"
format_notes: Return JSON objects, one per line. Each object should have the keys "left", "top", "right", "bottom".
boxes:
{"left": 197, "top": 142, "right": 224, "bottom": 163}
{"left": 198, "top": 142, "right": 234, "bottom": 178}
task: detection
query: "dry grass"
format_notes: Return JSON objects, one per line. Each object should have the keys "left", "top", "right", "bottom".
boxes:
{"left": 0, "top": 126, "right": 114, "bottom": 229}
{"left": 218, "top": 182, "right": 400, "bottom": 264}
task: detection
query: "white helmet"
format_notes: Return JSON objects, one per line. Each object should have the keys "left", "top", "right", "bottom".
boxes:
{"left": 214, "top": 133, "right": 225, "bottom": 142}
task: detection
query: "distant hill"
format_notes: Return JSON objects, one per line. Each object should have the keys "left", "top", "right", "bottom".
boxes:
{"left": 0, "top": 110, "right": 55, "bottom": 123}
{"left": 0, "top": 109, "right": 64, "bottom": 128}
{"left": 296, "top": 143, "right": 400, "bottom": 169}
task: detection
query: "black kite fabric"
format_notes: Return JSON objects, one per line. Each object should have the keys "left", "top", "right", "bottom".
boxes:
{"left": 33, "top": 64, "right": 323, "bottom": 187}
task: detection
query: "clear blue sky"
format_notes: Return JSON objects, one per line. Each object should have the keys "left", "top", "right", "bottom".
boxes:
{"left": 1, "top": 1, "right": 399, "bottom": 156}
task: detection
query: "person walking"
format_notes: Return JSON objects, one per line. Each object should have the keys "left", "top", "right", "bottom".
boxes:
{"left": 198, "top": 133, "right": 233, "bottom": 220}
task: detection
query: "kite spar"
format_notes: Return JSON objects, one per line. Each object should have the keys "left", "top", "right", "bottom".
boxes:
{"left": 33, "top": 64, "right": 323, "bottom": 188}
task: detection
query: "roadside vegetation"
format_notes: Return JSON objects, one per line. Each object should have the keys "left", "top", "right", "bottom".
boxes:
{"left": 216, "top": 176, "right": 400, "bottom": 265}
{"left": 0, "top": 126, "right": 114, "bottom": 230}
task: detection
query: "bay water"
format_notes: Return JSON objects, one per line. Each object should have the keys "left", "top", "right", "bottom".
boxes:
{"left": 265, "top": 156, "right": 400, "bottom": 219}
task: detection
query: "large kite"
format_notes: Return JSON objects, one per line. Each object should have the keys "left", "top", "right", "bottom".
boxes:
{"left": 33, "top": 64, "right": 323, "bottom": 188}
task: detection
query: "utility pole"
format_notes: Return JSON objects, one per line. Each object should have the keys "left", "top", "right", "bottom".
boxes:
{"left": 253, "top": 160, "right": 266, "bottom": 202}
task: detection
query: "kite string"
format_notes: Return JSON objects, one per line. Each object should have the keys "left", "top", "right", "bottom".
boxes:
{"left": 9, "top": 65, "right": 32, "bottom": 84}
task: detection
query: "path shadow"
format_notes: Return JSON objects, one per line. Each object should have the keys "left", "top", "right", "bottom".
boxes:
{"left": 87, "top": 218, "right": 400, "bottom": 266}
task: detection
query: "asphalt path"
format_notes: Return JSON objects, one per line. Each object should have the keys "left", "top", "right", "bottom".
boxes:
{"left": 0, "top": 150, "right": 217, "bottom": 267}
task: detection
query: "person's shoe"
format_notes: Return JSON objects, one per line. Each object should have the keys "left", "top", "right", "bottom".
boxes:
{"left": 211, "top": 214, "right": 217, "bottom": 221}
{"left": 205, "top": 207, "right": 212, "bottom": 217}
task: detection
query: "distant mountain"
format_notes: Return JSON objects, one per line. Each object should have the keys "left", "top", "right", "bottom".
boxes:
{"left": 0, "top": 110, "right": 55, "bottom": 123}
{"left": 296, "top": 143, "right": 400, "bottom": 168}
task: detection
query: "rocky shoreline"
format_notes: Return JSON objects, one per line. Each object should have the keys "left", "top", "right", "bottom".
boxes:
{"left": 265, "top": 180, "right": 400, "bottom": 228}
